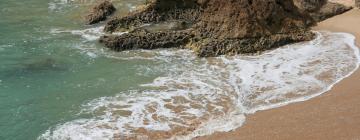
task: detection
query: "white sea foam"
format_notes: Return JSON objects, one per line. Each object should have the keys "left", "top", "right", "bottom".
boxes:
{"left": 48, "top": 0, "right": 100, "bottom": 11}
{"left": 38, "top": 31, "right": 360, "bottom": 140}
{"left": 48, "top": 0, "right": 75, "bottom": 11}
{"left": 0, "top": 44, "right": 12, "bottom": 52}
{"left": 50, "top": 26, "right": 105, "bottom": 58}
{"left": 49, "top": 0, "right": 143, "bottom": 12}
{"left": 51, "top": 26, "right": 106, "bottom": 41}
{"left": 50, "top": 26, "right": 128, "bottom": 58}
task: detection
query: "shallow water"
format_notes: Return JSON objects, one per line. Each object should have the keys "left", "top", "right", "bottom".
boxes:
{"left": 0, "top": 0, "right": 148, "bottom": 139}
{"left": 1, "top": 1, "right": 359, "bottom": 140}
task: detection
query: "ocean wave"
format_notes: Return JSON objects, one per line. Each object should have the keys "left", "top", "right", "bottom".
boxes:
{"left": 48, "top": 0, "right": 144, "bottom": 12}
{"left": 48, "top": 0, "right": 97, "bottom": 11}
{"left": 50, "top": 26, "right": 127, "bottom": 42}
{"left": 48, "top": 0, "right": 74, "bottom": 11}
{"left": 50, "top": 26, "right": 106, "bottom": 41}
{"left": 0, "top": 44, "right": 13, "bottom": 52}
{"left": 50, "top": 26, "right": 129, "bottom": 58}
{"left": 38, "top": 31, "right": 360, "bottom": 140}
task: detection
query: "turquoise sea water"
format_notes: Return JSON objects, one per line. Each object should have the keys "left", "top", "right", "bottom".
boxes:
{"left": 1, "top": 1, "right": 360, "bottom": 140}
{"left": 0, "top": 0, "right": 151, "bottom": 139}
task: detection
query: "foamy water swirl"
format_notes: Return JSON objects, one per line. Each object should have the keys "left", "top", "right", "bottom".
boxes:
{"left": 38, "top": 31, "right": 360, "bottom": 140}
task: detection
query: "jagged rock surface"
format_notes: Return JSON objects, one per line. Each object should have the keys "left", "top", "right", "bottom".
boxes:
{"left": 310, "top": 2, "right": 352, "bottom": 21}
{"left": 100, "top": 29, "right": 193, "bottom": 51}
{"left": 294, "top": 0, "right": 328, "bottom": 12}
{"left": 104, "top": 0, "right": 202, "bottom": 32}
{"left": 85, "top": 1, "right": 116, "bottom": 25}
{"left": 189, "top": 31, "right": 314, "bottom": 57}
{"left": 100, "top": 0, "right": 316, "bottom": 57}
{"left": 294, "top": 0, "right": 352, "bottom": 22}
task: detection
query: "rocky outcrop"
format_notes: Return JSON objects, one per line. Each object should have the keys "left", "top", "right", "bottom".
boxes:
{"left": 188, "top": 31, "right": 314, "bottom": 57}
{"left": 294, "top": 0, "right": 352, "bottom": 22}
{"left": 310, "top": 2, "right": 352, "bottom": 21}
{"left": 294, "top": 0, "right": 327, "bottom": 12}
{"left": 86, "top": 1, "right": 116, "bottom": 25}
{"left": 193, "top": 0, "right": 314, "bottom": 39}
{"left": 100, "top": 0, "right": 316, "bottom": 57}
{"left": 99, "top": 29, "right": 193, "bottom": 51}
{"left": 104, "top": 0, "right": 201, "bottom": 32}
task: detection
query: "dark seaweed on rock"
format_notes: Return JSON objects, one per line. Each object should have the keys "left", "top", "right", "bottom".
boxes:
{"left": 100, "top": 0, "right": 320, "bottom": 57}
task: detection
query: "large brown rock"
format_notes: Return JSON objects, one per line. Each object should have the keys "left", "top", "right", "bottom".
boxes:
{"left": 294, "top": 0, "right": 328, "bottom": 12}
{"left": 193, "top": 0, "right": 314, "bottom": 39}
{"left": 188, "top": 31, "right": 314, "bottom": 57}
{"left": 310, "top": 2, "right": 352, "bottom": 22}
{"left": 104, "top": 0, "right": 201, "bottom": 32}
{"left": 85, "top": 1, "right": 116, "bottom": 25}
{"left": 99, "top": 29, "right": 193, "bottom": 51}
{"left": 294, "top": 0, "right": 352, "bottom": 22}
{"left": 100, "top": 0, "right": 316, "bottom": 57}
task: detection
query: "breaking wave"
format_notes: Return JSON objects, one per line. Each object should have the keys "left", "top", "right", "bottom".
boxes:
{"left": 38, "top": 31, "right": 360, "bottom": 140}
{"left": 51, "top": 26, "right": 106, "bottom": 41}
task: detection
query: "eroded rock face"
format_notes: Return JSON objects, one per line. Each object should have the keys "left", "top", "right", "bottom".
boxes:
{"left": 189, "top": 31, "right": 315, "bottom": 57}
{"left": 310, "top": 2, "right": 352, "bottom": 21}
{"left": 104, "top": 0, "right": 201, "bottom": 32}
{"left": 294, "top": 0, "right": 352, "bottom": 22}
{"left": 100, "top": 0, "right": 316, "bottom": 57}
{"left": 193, "top": 0, "right": 314, "bottom": 39}
{"left": 294, "top": 0, "right": 327, "bottom": 12}
{"left": 86, "top": 1, "right": 116, "bottom": 25}
{"left": 99, "top": 29, "right": 193, "bottom": 51}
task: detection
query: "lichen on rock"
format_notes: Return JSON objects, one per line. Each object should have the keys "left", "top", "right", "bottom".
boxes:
{"left": 100, "top": 0, "right": 318, "bottom": 57}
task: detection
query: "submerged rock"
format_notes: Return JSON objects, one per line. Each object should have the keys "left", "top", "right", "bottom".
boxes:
{"left": 85, "top": 1, "right": 116, "bottom": 25}
{"left": 294, "top": 0, "right": 352, "bottom": 22}
{"left": 100, "top": 0, "right": 316, "bottom": 57}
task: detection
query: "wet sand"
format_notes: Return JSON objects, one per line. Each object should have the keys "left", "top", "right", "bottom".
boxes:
{"left": 197, "top": 8, "right": 360, "bottom": 140}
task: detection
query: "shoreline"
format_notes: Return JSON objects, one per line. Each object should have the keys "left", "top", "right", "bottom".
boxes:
{"left": 197, "top": 8, "right": 360, "bottom": 140}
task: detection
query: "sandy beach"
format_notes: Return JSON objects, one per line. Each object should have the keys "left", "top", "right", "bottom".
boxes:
{"left": 197, "top": 8, "right": 360, "bottom": 140}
